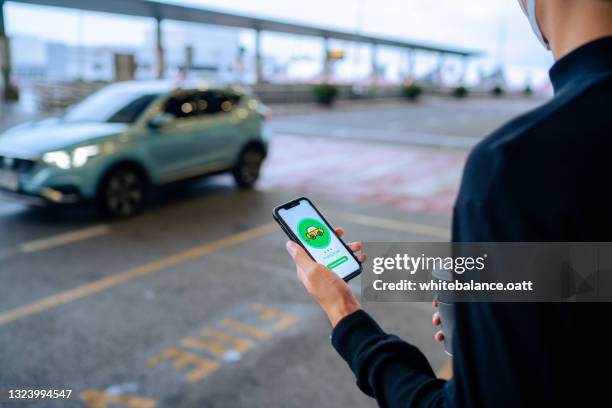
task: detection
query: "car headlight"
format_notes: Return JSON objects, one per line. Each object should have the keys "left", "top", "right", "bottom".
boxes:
{"left": 42, "top": 145, "right": 100, "bottom": 169}
{"left": 72, "top": 145, "right": 100, "bottom": 167}
{"left": 42, "top": 151, "right": 71, "bottom": 169}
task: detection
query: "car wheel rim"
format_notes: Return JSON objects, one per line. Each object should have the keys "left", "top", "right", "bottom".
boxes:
{"left": 240, "top": 150, "right": 263, "bottom": 183}
{"left": 106, "top": 171, "right": 142, "bottom": 215}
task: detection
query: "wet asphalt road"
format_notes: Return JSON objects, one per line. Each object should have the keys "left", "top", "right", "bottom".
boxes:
{"left": 0, "top": 96, "right": 542, "bottom": 407}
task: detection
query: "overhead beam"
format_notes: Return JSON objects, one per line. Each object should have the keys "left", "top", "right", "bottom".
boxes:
{"left": 8, "top": 0, "right": 481, "bottom": 57}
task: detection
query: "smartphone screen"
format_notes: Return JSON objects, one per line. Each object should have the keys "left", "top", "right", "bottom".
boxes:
{"left": 275, "top": 198, "right": 361, "bottom": 280}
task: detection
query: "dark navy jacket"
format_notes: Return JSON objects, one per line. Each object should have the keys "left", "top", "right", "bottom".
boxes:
{"left": 331, "top": 36, "right": 612, "bottom": 407}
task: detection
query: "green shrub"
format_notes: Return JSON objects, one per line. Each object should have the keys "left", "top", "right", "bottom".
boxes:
{"left": 452, "top": 86, "right": 468, "bottom": 98}
{"left": 523, "top": 86, "right": 534, "bottom": 97}
{"left": 402, "top": 83, "right": 423, "bottom": 101}
{"left": 491, "top": 86, "right": 505, "bottom": 97}
{"left": 312, "top": 83, "right": 339, "bottom": 106}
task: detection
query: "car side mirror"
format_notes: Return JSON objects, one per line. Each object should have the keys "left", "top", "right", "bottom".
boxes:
{"left": 148, "top": 113, "right": 174, "bottom": 130}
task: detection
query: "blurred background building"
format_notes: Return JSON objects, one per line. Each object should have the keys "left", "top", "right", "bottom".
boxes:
{"left": 0, "top": 0, "right": 555, "bottom": 116}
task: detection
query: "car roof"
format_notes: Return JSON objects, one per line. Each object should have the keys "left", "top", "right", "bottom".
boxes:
{"left": 104, "top": 79, "right": 251, "bottom": 96}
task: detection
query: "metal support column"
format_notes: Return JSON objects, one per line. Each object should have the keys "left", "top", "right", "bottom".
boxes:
{"left": 436, "top": 52, "right": 445, "bottom": 87}
{"left": 370, "top": 43, "right": 378, "bottom": 83}
{"left": 155, "top": 17, "right": 165, "bottom": 79}
{"left": 406, "top": 48, "right": 415, "bottom": 81}
{"left": 255, "top": 28, "right": 263, "bottom": 84}
{"left": 322, "top": 36, "right": 330, "bottom": 81}
{"left": 0, "top": 0, "right": 13, "bottom": 101}
{"left": 459, "top": 56, "right": 468, "bottom": 85}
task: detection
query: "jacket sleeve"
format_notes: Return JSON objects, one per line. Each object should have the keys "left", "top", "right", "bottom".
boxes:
{"left": 331, "top": 309, "right": 450, "bottom": 408}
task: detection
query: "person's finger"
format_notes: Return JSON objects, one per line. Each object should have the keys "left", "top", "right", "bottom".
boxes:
{"left": 432, "top": 298, "right": 439, "bottom": 308}
{"left": 334, "top": 227, "right": 345, "bottom": 238}
{"left": 432, "top": 311, "right": 441, "bottom": 327}
{"left": 435, "top": 330, "right": 445, "bottom": 342}
{"left": 356, "top": 253, "right": 367, "bottom": 263}
{"left": 347, "top": 241, "right": 362, "bottom": 252}
{"left": 286, "top": 241, "right": 317, "bottom": 273}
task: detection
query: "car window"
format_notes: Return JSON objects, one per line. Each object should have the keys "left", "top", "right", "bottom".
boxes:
{"left": 163, "top": 92, "right": 199, "bottom": 119}
{"left": 65, "top": 86, "right": 161, "bottom": 123}
{"left": 164, "top": 91, "right": 242, "bottom": 119}
{"left": 108, "top": 94, "right": 158, "bottom": 124}
{"left": 199, "top": 91, "right": 242, "bottom": 115}
{"left": 200, "top": 91, "right": 222, "bottom": 115}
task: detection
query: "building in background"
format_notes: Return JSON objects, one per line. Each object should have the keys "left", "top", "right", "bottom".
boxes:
{"left": 9, "top": 23, "right": 242, "bottom": 84}
{"left": 140, "top": 22, "right": 241, "bottom": 81}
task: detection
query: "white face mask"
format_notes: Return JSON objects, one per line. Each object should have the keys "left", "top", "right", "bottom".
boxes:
{"left": 518, "top": 0, "right": 551, "bottom": 50}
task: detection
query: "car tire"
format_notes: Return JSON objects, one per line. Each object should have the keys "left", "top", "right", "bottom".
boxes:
{"left": 97, "top": 167, "right": 146, "bottom": 218}
{"left": 233, "top": 146, "right": 264, "bottom": 189}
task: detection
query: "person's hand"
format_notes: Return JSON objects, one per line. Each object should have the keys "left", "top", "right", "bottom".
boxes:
{"left": 286, "top": 227, "right": 366, "bottom": 328}
{"left": 432, "top": 298, "right": 445, "bottom": 343}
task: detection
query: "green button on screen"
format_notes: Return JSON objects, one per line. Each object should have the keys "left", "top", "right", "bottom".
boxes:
{"left": 327, "top": 256, "right": 348, "bottom": 270}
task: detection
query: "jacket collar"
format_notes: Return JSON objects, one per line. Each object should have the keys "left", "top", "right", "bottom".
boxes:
{"left": 549, "top": 36, "right": 612, "bottom": 93}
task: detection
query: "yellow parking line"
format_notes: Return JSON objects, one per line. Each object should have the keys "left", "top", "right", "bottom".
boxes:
{"left": 0, "top": 223, "right": 277, "bottom": 326}
{"left": 18, "top": 225, "right": 111, "bottom": 253}
{"left": 80, "top": 390, "right": 157, "bottom": 408}
{"left": 331, "top": 211, "right": 450, "bottom": 239}
{"left": 437, "top": 359, "right": 453, "bottom": 380}
{"left": 147, "top": 347, "right": 220, "bottom": 383}
{"left": 221, "top": 319, "right": 271, "bottom": 340}
{"left": 253, "top": 303, "right": 298, "bottom": 331}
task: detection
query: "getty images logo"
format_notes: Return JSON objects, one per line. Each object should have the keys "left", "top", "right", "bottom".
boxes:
{"left": 372, "top": 253, "right": 488, "bottom": 275}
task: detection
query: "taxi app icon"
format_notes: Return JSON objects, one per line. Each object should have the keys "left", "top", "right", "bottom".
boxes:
{"left": 306, "top": 226, "right": 324, "bottom": 240}
{"left": 298, "top": 218, "right": 331, "bottom": 249}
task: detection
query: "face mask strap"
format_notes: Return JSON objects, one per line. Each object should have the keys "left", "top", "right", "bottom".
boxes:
{"left": 518, "top": 0, "right": 528, "bottom": 16}
{"left": 527, "top": 0, "right": 551, "bottom": 50}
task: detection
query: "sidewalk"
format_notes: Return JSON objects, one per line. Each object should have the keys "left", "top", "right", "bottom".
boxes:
{"left": 267, "top": 94, "right": 546, "bottom": 116}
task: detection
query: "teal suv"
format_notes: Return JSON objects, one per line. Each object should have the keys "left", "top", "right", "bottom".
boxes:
{"left": 0, "top": 80, "right": 270, "bottom": 217}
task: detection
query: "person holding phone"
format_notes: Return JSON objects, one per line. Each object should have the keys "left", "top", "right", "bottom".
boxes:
{"left": 284, "top": 1, "right": 612, "bottom": 407}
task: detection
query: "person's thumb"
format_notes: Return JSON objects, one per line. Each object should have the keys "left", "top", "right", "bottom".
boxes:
{"left": 286, "top": 241, "right": 317, "bottom": 271}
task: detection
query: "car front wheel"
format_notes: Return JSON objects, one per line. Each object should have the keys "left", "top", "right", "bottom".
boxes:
{"left": 97, "top": 167, "right": 146, "bottom": 218}
{"left": 233, "top": 146, "right": 264, "bottom": 189}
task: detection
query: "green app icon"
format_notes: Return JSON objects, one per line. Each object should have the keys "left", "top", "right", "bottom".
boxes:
{"left": 298, "top": 218, "right": 331, "bottom": 249}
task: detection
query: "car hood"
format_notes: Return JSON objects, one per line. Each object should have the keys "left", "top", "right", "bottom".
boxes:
{"left": 0, "top": 119, "right": 129, "bottom": 158}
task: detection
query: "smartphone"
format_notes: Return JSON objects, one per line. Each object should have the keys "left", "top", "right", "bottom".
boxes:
{"left": 273, "top": 197, "right": 361, "bottom": 281}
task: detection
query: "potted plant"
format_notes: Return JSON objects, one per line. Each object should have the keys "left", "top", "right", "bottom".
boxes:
{"left": 402, "top": 83, "right": 423, "bottom": 101}
{"left": 491, "top": 86, "right": 505, "bottom": 97}
{"left": 312, "top": 83, "right": 339, "bottom": 106}
{"left": 452, "top": 85, "right": 469, "bottom": 98}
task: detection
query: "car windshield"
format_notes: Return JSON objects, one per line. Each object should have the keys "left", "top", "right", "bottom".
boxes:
{"left": 64, "top": 86, "right": 159, "bottom": 124}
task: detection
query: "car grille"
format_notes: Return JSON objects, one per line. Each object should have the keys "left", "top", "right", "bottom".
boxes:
{"left": 0, "top": 155, "right": 37, "bottom": 173}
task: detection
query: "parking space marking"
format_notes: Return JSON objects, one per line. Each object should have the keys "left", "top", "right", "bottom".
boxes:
{"left": 331, "top": 211, "right": 450, "bottom": 239}
{"left": 181, "top": 329, "right": 254, "bottom": 358}
{"left": 0, "top": 223, "right": 277, "bottom": 326}
{"left": 80, "top": 390, "right": 157, "bottom": 408}
{"left": 147, "top": 347, "right": 221, "bottom": 383}
{"left": 147, "top": 303, "right": 299, "bottom": 383}
{"left": 0, "top": 212, "right": 447, "bottom": 327}
{"left": 221, "top": 319, "right": 271, "bottom": 340}
{"left": 178, "top": 338, "right": 244, "bottom": 360}
{"left": 0, "top": 224, "right": 111, "bottom": 261}
{"left": 253, "top": 303, "right": 299, "bottom": 330}
{"left": 19, "top": 225, "right": 111, "bottom": 253}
